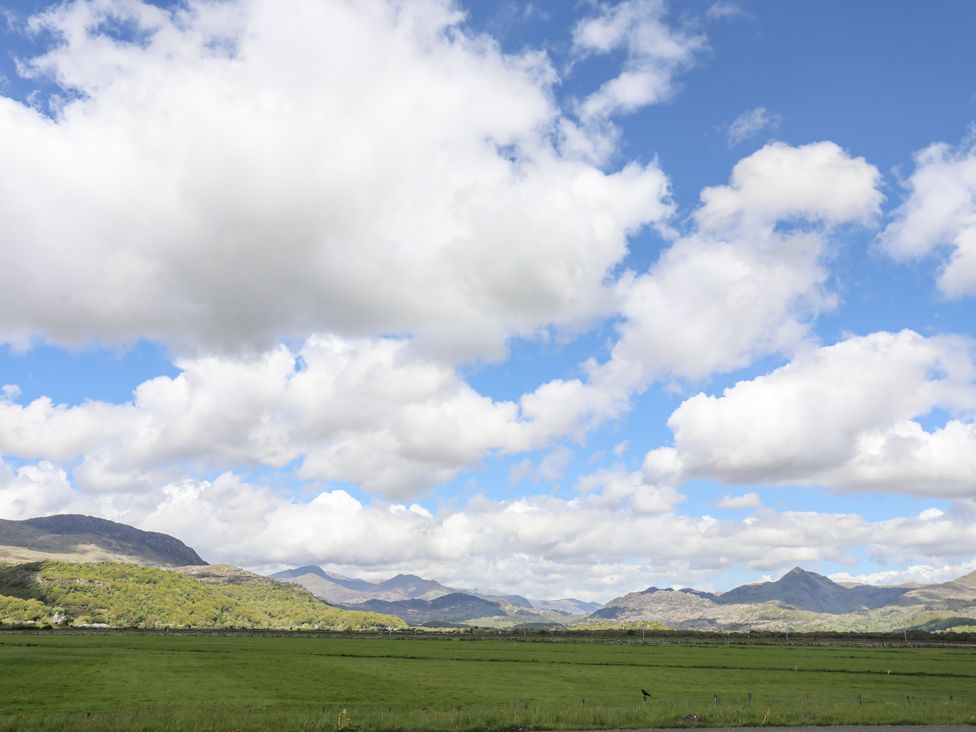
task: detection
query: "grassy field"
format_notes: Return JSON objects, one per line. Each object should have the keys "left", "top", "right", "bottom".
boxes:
{"left": 1, "top": 633, "right": 974, "bottom": 731}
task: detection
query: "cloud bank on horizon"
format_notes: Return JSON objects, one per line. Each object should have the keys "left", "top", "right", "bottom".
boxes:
{"left": 1, "top": 0, "right": 975, "bottom": 600}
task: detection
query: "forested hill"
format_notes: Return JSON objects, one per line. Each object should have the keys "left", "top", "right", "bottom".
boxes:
{"left": 0, "top": 561, "right": 405, "bottom": 631}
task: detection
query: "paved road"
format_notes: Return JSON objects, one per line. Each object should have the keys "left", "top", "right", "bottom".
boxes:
{"left": 549, "top": 728, "right": 974, "bottom": 732}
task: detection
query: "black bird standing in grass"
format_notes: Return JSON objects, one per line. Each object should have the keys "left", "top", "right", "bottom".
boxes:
{"left": 641, "top": 689, "right": 652, "bottom": 703}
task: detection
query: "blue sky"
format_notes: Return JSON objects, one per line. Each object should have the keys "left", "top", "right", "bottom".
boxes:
{"left": 1, "top": 0, "right": 975, "bottom": 600}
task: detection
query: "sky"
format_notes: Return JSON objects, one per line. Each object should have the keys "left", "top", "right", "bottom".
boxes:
{"left": 1, "top": 0, "right": 976, "bottom": 602}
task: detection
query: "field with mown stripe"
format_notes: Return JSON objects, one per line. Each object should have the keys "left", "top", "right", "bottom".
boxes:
{"left": 1, "top": 634, "right": 974, "bottom": 730}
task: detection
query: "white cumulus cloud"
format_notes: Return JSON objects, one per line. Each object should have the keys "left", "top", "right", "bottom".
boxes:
{"left": 529, "top": 140, "right": 883, "bottom": 439}
{"left": 0, "top": 335, "right": 548, "bottom": 499}
{"left": 573, "top": 0, "right": 705, "bottom": 122}
{"left": 644, "top": 330, "right": 976, "bottom": 497}
{"left": 0, "top": 0, "right": 673, "bottom": 360}
{"left": 880, "top": 138, "right": 976, "bottom": 298}
{"left": 0, "top": 140, "right": 886, "bottom": 503}
{"left": 4, "top": 456, "right": 975, "bottom": 599}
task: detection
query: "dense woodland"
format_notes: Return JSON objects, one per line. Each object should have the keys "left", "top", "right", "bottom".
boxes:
{"left": 0, "top": 562, "right": 404, "bottom": 631}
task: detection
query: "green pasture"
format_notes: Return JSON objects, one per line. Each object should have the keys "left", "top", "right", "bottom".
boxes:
{"left": 1, "top": 634, "right": 974, "bottom": 730}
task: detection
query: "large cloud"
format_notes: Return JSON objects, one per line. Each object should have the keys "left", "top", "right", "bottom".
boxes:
{"left": 645, "top": 330, "right": 976, "bottom": 497}
{"left": 516, "top": 141, "right": 883, "bottom": 436}
{"left": 0, "top": 0, "right": 887, "bottom": 501}
{"left": 0, "top": 142, "right": 885, "bottom": 501}
{"left": 0, "top": 334, "right": 648, "bottom": 499}
{"left": 0, "top": 459, "right": 80, "bottom": 520}
{"left": 880, "top": 138, "right": 976, "bottom": 297}
{"left": 3, "top": 456, "right": 974, "bottom": 599}
{"left": 0, "top": 0, "right": 673, "bottom": 359}
{"left": 606, "top": 140, "right": 882, "bottom": 384}
{"left": 0, "top": 335, "right": 542, "bottom": 498}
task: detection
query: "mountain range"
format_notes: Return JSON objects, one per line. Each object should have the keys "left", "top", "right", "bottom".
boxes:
{"left": 2, "top": 514, "right": 976, "bottom": 633}
{"left": 271, "top": 565, "right": 599, "bottom": 627}
{"left": 590, "top": 567, "right": 976, "bottom": 633}
{"left": 274, "top": 564, "right": 976, "bottom": 632}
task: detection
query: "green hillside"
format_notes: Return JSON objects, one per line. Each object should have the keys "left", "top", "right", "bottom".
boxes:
{"left": 0, "top": 561, "right": 405, "bottom": 631}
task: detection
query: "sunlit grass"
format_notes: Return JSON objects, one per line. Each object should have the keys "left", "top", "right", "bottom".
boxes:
{"left": 1, "top": 634, "right": 974, "bottom": 730}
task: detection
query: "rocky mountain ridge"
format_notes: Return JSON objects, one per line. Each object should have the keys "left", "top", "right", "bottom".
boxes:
{"left": 589, "top": 567, "right": 976, "bottom": 633}
{"left": 0, "top": 514, "right": 207, "bottom": 567}
{"left": 715, "top": 567, "right": 911, "bottom": 613}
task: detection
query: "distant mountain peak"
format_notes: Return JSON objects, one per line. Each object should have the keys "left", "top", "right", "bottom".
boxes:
{"left": 775, "top": 566, "right": 824, "bottom": 582}
{"left": 717, "top": 566, "right": 907, "bottom": 614}
{"left": 778, "top": 567, "right": 840, "bottom": 586}
{"left": 376, "top": 573, "right": 451, "bottom": 595}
